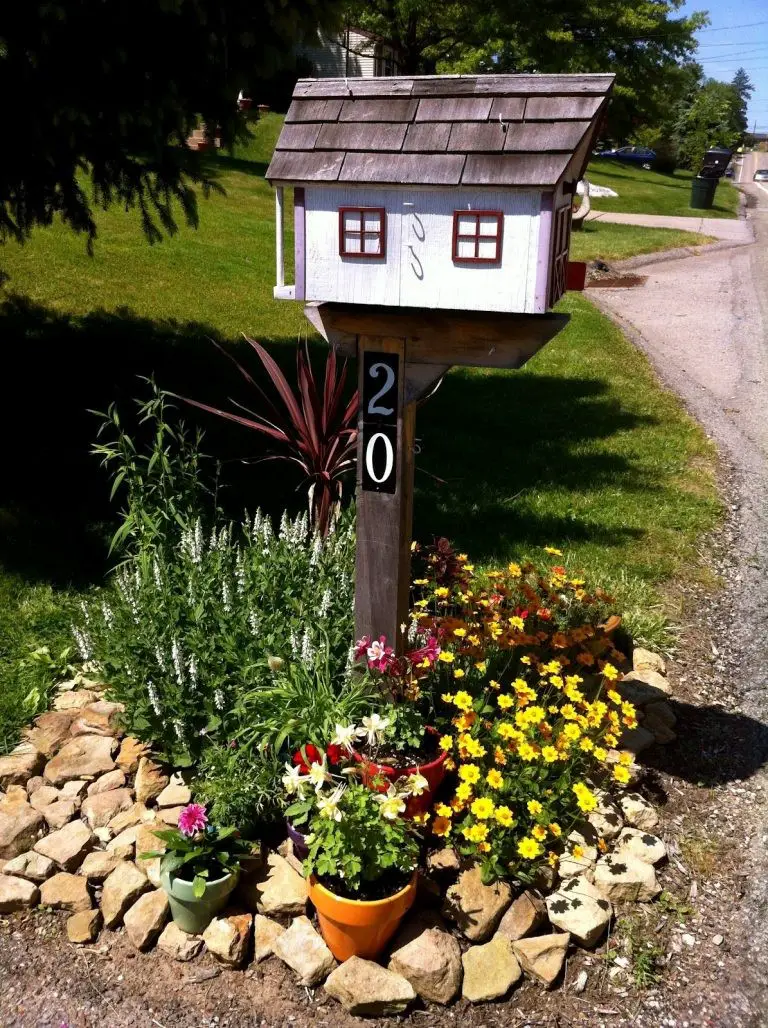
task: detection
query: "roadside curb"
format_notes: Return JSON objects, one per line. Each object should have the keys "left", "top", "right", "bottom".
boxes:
{"left": 595, "top": 232, "right": 755, "bottom": 275}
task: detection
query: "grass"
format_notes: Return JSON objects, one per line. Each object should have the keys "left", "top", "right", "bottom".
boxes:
{"left": 0, "top": 114, "right": 723, "bottom": 750}
{"left": 588, "top": 161, "right": 741, "bottom": 219}
{"left": 571, "top": 221, "right": 713, "bottom": 263}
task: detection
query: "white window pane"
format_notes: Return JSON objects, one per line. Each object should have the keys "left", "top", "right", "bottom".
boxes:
{"left": 344, "top": 233, "right": 361, "bottom": 253}
{"left": 363, "top": 211, "right": 381, "bottom": 232}
{"left": 343, "top": 210, "right": 361, "bottom": 233}
{"left": 456, "top": 214, "right": 476, "bottom": 235}
{"left": 363, "top": 234, "right": 381, "bottom": 254}
{"left": 479, "top": 215, "right": 499, "bottom": 236}
{"left": 456, "top": 238, "right": 475, "bottom": 259}
{"left": 478, "top": 238, "right": 498, "bottom": 260}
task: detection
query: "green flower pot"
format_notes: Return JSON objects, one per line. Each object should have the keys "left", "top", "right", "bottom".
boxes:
{"left": 160, "top": 868, "right": 239, "bottom": 935}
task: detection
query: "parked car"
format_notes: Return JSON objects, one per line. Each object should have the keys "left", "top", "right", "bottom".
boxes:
{"left": 754, "top": 169, "right": 768, "bottom": 182}
{"left": 724, "top": 164, "right": 735, "bottom": 178}
{"left": 593, "top": 145, "right": 656, "bottom": 169}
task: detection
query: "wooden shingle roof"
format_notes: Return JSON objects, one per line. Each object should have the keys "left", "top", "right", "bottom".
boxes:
{"left": 267, "top": 74, "right": 614, "bottom": 189}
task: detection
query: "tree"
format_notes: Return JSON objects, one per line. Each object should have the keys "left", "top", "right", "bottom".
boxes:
{"left": 675, "top": 78, "right": 745, "bottom": 172}
{"left": 0, "top": 0, "right": 343, "bottom": 249}
{"left": 730, "top": 67, "right": 754, "bottom": 137}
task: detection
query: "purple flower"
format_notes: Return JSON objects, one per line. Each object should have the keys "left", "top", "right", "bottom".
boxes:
{"left": 178, "top": 803, "right": 208, "bottom": 837}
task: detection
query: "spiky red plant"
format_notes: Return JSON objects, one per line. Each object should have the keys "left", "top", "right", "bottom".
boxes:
{"left": 179, "top": 338, "right": 358, "bottom": 536}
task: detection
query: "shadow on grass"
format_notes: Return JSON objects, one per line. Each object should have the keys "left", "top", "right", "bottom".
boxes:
{"left": 1, "top": 293, "right": 660, "bottom": 589}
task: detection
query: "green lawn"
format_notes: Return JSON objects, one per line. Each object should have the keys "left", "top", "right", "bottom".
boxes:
{"left": 0, "top": 115, "right": 722, "bottom": 750}
{"left": 571, "top": 221, "right": 713, "bottom": 263}
{"left": 588, "top": 161, "right": 740, "bottom": 219}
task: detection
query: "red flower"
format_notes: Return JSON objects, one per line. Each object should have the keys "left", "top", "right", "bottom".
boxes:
{"left": 326, "top": 744, "right": 343, "bottom": 766}
{"left": 292, "top": 743, "right": 321, "bottom": 773}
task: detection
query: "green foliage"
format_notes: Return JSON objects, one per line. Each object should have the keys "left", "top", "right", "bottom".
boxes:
{"left": 143, "top": 819, "right": 248, "bottom": 898}
{"left": 381, "top": 705, "right": 430, "bottom": 753}
{"left": 195, "top": 744, "right": 285, "bottom": 835}
{"left": 305, "top": 782, "right": 420, "bottom": 893}
{"left": 675, "top": 79, "right": 746, "bottom": 173}
{"left": 16, "top": 645, "right": 77, "bottom": 721}
{"left": 617, "top": 916, "right": 665, "bottom": 989}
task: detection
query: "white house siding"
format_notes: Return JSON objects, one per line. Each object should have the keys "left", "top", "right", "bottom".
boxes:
{"left": 303, "top": 186, "right": 541, "bottom": 314}
{"left": 297, "top": 30, "right": 396, "bottom": 79}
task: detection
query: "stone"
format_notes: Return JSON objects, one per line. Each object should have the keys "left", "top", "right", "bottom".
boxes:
{"left": 34, "top": 819, "right": 93, "bottom": 870}
{"left": 106, "top": 826, "right": 137, "bottom": 860}
{"left": 79, "top": 851, "right": 123, "bottom": 883}
{"left": 644, "top": 700, "right": 676, "bottom": 726}
{"left": 203, "top": 913, "right": 253, "bottom": 968}
{"left": 115, "top": 737, "right": 150, "bottom": 775}
{"left": 94, "top": 827, "right": 112, "bottom": 844}
{"left": 29, "top": 786, "right": 60, "bottom": 811}
{"left": 52, "top": 689, "right": 99, "bottom": 711}
{"left": 388, "top": 923, "right": 462, "bottom": 1004}
{"left": 100, "top": 861, "right": 151, "bottom": 928}
{"left": 443, "top": 864, "right": 512, "bottom": 942}
{"left": 156, "top": 782, "right": 192, "bottom": 809}
{"left": 86, "top": 770, "right": 127, "bottom": 796}
{"left": 0, "top": 805, "right": 45, "bottom": 860}
{"left": 40, "top": 871, "right": 92, "bottom": 912}
{"left": 642, "top": 712, "right": 677, "bottom": 745}
{"left": 42, "top": 800, "right": 78, "bottom": 831}
{"left": 123, "top": 888, "right": 170, "bottom": 950}
{"left": 325, "top": 957, "right": 416, "bottom": 1016}
{"left": 44, "top": 735, "right": 117, "bottom": 786}
{"left": 273, "top": 915, "right": 336, "bottom": 986}
{"left": 559, "top": 850, "right": 596, "bottom": 879}
{"left": 82, "top": 788, "right": 134, "bottom": 829}
{"left": 3, "top": 850, "right": 54, "bottom": 882}
{"left": 67, "top": 908, "right": 103, "bottom": 944}
{"left": 632, "top": 648, "right": 666, "bottom": 675}
{"left": 26, "top": 776, "right": 45, "bottom": 795}
{"left": 587, "top": 792, "right": 624, "bottom": 841}
{"left": 135, "top": 822, "right": 165, "bottom": 886}
{"left": 60, "top": 780, "right": 89, "bottom": 804}
{"left": 134, "top": 757, "right": 169, "bottom": 805}
{"left": 252, "top": 853, "right": 308, "bottom": 918}
{"left": 619, "top": 792, "right": 659, "bottom": 831}
{"left": 70, "top": 701, "right": 124, "bottom": 738}
{"left": 276, "top": 837, "right": 305, "bottom": 877}
{"left": 593, "top": 854, "right": 660, "bottom": 903}
{"left": 616, "top": 828, "right": 667, "bottom": 866}
{"left": 157, "top": 921, "right": 204, "bottom": 961}
{"left": 254, "top": 913, "right": 286, "bottom": 962}
{"left": 0, "top": 874, "right": 39, "bottom": 911}
{"left": 619, "top": 670, "right": 671, "bottom": 707}
{"left": 546, "top": 877, "right": 612, "bottom": 948}
{"left": 618, "top": 725, "right": 656, "bottom": 755}
{"left": 1, "top": 784, "right": 28, "bottom": 806}
{"left": 513, "top": 933, "right": 570, "bottom": 988}
{"left": 109, "top": 803, "right": 151, "bottom": 834}
{"left": 0, "top": 744, "right": 45, "bottom": 789}
{"left": 496, "top": 890, "right": 547, "bottom": 941}
{"left": 157, "top": 805, "right": 184, "bottom": 826}
{"left": 25, "top": 711, "right": 77, "bottom": 758}
{"left": 462, "top": 935, "right": 522, "bottom": 1002}
{"left": 427, "top": 848, "right": 461, "bottom": 874}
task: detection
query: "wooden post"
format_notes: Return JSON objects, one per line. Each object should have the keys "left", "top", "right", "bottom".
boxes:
{"left": 354, "top": 336, "right": 414, "bottom": 654}
{"left": 275, "top": 187, "right": 285, "bottom": 289}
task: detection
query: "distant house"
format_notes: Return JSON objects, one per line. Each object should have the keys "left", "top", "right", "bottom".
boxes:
{"left": 297, "top": 27, "right": 402, "bottom": 79}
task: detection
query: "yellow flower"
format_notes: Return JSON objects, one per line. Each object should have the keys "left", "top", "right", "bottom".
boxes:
{"left": 438, "top": 651, "right": 455, "bottom": 664}
{"left": 497, "top": 722, "right": 516, "bottom": 740}
{"left": 414, "top": 598, "right": 429, "bottom": 608}
{"left": 579, "top": 737, "right": 594, "bottom": 752}
{"left": 541, "top": 745, "right": 559, "bottom": 763}
{"left": 464, "top": 737, "right": 486, "bottom": 759}
{"left": 432, "top": 816, "right": 452, "bottom": 837}
{"left": 602, "top": 662, "right": 619, "bottom": 681}
{"left": 462, "top": 823, "right": 489, "bottom": 844}
{"left": 486, "top": 769, "right": 504, "bottom": 789}
{"left": 457, "top": 553, "right": 468, "bottom": 562}
{"left": 563, "top": 722, "right": 582, "bottom": 741}
{"left": 413, "top": 578, "right": 428, "bottom": 586}
{"left": 494, "top": 805, "right": 515, "bottom": 827}
{"left": 453, "top": 668, "right": 466, "bottom": 680}
{"left": 439, "top": 735, "right": 453, "bottom": 751}
{"left": 572, "top": 844, "right": 585, "bottom": 859}
{"left": 612, "top": 765, "right": 631, "bottom": 785}
{"left": 455, "top": 782, "right": 473, "bottom": 802}
{"left": 548, "top": 851, "right": 559, "bottom": 868}
{"left": 593, "top": 747, "right": 608, "bottom": 762}
{"left": 478, "top": 841, "right": 491, "bottom": 853}
{"left": 412, "top": 812, "right": 430, "bottom": 825}
{"left": 497, "top": 694, "right": 514, "bottom": 710}
{"left": 475, "top": 661, "right": 487, "bottom": 673}
{"left": 548, "top": 822, "right": 562, "bottom": 837}
{"left": 532, "top": 825, "right": 547, "bottom": 842}
{"left": 441, "top": 692, "right": 454, "bottom": 703}
{"left": 509, "top": 616, "right": 525, "bottom": 631}
{"left": 435, "top": 803, "right": 453, "bottom": 818}
{"left": 517, "top": 836, "right": 543, "bottom": 859}
{"left": 604, "top": 733, "right": 619, "bottom": 747}
{"left": 507, "top": 562, "right": 522, "bottom": 577}
{"left": 444, "top": 758, "right": 456, "bottom": 771}
{"left": 607, "top": 689, "right": 622, "bottom": 704}
{"left": 434, "top": 587, "right": 450, "bottom": 598}
{"left": 453, "top": 690, "right": 473, "bottom": 711}
{"left": 619, "top": 751, "right": 633, "bottom": 766}
{"left": 458, "top": 764, "right": 480, "bottom": 785}
{"left": 527, "top": 800, "right": 543, "bottom": 816}
{"left": 471, "top": 797, "right": 495, "bottom": 820}
{"left": 521, "top": 654, "right": 531, "bottom": 665}
{"left": 572, "top": 784, "right": 598, "bottom": 813}
{"left": 518, "top": 742, "right": 538, "bottom": 762}
{"left": 544, "top": 546, "right": 563, "bottom": 556}
{"left": 453, "top": 627, "right": 467, "bottom": 638}
{"left": 494, "top": 746, "right": 507, "bottom": 766}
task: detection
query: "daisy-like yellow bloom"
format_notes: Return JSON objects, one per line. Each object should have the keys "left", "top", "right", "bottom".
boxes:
{"left": 465, "top": 564, "right": 475, "bottom": 573}
{"left": 458, "top": 764, "right": 481, "bottom": 785}
{"left": 612, "top": 765, "right": 631, "bottom": 784}
{"left": 521, "top": 654, "right": 532, "bottom": 665}
{"left": 432, "top": 816, "right": 451, "bottom": 837}
{"left": 453, "top": 690, "right": 473, "bottom": 711}
{"left": 541, "top": 745, "right": 559, "bottom": 763}
{"left": 532, "top": 824, "right": 547, "bottom": 842}
{"left": 527, "top": 799, "right": 543, "bottom": 816}
{"left": 471, "top": 797, "right": 495, "bottom": 820}
{"left": 579, "top": 737, "right": 595, "bottom": 752}
{"left": 542, "top": 659, "right": 561, "bottom": 675}
{"left": 509, "top": 616, "right": 525, "bottom": 631}
{"left": 453, "top": 627, "right": 467, "bottom": 638}
{"left": 414, "top": 598, "right": 429, "bottom": 608}
{"left": 455, "top": 712, "right": 477, "bottom": 732}
{"left": 518, "top": 742, "right": 538, "bottom": 762}
{"left": 450, "top": 797, "right": 465, "bottom": 813}
{"left": 497, "top": 694, "right": 514, "bottom": 711}
{"left": 464, "top": 737, "right": 486, "bottom": 759}
{"left": 548, "top": 851, "right": 559, "bottom": 868}
{"left": 517, "top": 836, "right": 543, "bottom": 859}
{"left": 468, "top": 634, "right": 481, "bottom": 646}
{"left": 593, "top": 746, "right": 607, "bottom": 761}
{"left": 602, "top": 662, "right": 619, "bottom": 681}
{"left": 475, "top": 661, "right": 487, "bottom": 674}
{"left": 619, "top": 751, "right": 633, "bottom": 766}
{"left": 604, "top": 733, "right": 619, "bottom": 747}
{"left": 412, "top": 812, "right": 430, "bottom": 825}
{"left": 453, "top": 668, "right": 466, "bottom": 680}
{"left": 548, "top": 822, "right": 562, "bottom": 837}
{"left": 438, "top": 651, "right": 455, "bottom": 664}
{"left": 572, "top": 843, "right": 585, "bottom": 859}
{"left": 563, "top": 722, "right": 582, "bottom": 742}
{"left": 412, "top": 578, "right": 429, "bottom": 586}
{"left": 544, "top": 546, "right": 563, "bottom": 556}
{"left": 478, "top": 840, "right": 491, "bottom": 853}
{"left": 439, "top": 735, "right": 453, "bottom": 751}
{"left": 497, "top": 721, "right": 516, "bottom": 740}
{"left": 441, "top": 692, "right": 454, "bottom": 703}
{"left": 494, "top": 805, "right": 515, "bottom": 827}
{"left": 434, "top": 587, "right": 450, "bottom": 598}
{"left": 444, "top": 757, "right": 456, "bottom": 771}
{"left": 549, "top": 674, "right": 564, "bottom": 689}
{"left": 462, "top": 823, "right": 489, "bottom": 844}
{"left": 508, "top": 562, "right": 522, "bottom": 577}
{"left": 607, "top": 689, "right": 622, "bottom": 705}
{"left": 572, "top": 784, "right": 598, "bottom": 813}
{"left": 435, "top": 803, "right": 453, "bottom": 818}
{"left": 494, "top": 746, "right": 507, "bottom": 766}
{"left": 486, "top": 769, "right": 504, "bottom": 789}
{"left": 455, "top": 782, "right": 473, "bottom": 802}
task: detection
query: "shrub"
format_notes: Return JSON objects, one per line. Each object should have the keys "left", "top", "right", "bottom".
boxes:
{"left": 194, "top": 743, "right": 286, "bottom": 836}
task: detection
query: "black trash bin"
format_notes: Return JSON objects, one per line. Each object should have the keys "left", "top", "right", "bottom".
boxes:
{"left": 690, "top": 175, "right": 717, "bottom": 210}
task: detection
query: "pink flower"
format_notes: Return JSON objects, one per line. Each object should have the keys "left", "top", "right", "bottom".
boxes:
{"left": 354, "top": 635, "right": 372, "bottom": 660}
{"left": 178, "top": 803, "right": 208, "bottom": 837}
{"left": 367, "top": 635, "right": 394, "bottom": 672}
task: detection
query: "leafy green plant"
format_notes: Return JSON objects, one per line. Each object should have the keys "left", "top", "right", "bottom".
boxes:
{"left": 617, "top": 916, "right": 665, "bottom": 989}
{"left": 194, "top": 744, "right": 285, "bottom": 834}
{"left": 17, "top": 645, "right": 77, "bottom": 719}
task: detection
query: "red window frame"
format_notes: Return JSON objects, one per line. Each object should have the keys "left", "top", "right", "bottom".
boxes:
{"left": 452, "top": 210, "right": 504, "bottom": 264}
{"left": 338, "top": 207, "right": 387, "bottom": 258}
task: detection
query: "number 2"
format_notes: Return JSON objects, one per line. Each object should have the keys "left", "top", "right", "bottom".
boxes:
{"left": 367, "top": 362, "right": 395, "bottom": 416}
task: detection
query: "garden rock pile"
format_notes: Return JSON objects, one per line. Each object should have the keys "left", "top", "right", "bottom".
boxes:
{"left": 0, "top": 649, "right": 679, "bottom": 1013}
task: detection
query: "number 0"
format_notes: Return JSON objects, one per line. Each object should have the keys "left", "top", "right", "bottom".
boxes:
{"left": 365, "top": 432, "right": 394, "bottom": 485}
{"left": 367, "top": 362, "right": 396, "bottom": 416}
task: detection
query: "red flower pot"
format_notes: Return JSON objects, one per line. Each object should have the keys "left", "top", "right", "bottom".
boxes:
{"left": 356, "top": 728, "right": 448, "bottom": 817}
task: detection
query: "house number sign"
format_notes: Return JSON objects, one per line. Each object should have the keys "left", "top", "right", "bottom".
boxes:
{"left": 361, "top": 351, "right": 399, "bottom": 494}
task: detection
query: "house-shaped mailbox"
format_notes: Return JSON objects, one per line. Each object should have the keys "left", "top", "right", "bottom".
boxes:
{"left": 266, "top": 73, "right": 614, "bottom": 315}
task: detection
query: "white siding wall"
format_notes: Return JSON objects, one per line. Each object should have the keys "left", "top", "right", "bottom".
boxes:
{"left": 298, "top": 30, "right": 380, "bottom": 78}
{"left": 303, "top": 186, "right": 541, "bottom": 314}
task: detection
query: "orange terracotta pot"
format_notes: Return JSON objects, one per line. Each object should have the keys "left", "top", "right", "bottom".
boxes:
{"left": 308, "top": 873, "right": 417, "bottom": 962}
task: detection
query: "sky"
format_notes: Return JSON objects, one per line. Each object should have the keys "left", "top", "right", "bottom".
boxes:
{"left": 681, "top": 0, "right": 768, "bottom": 132}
